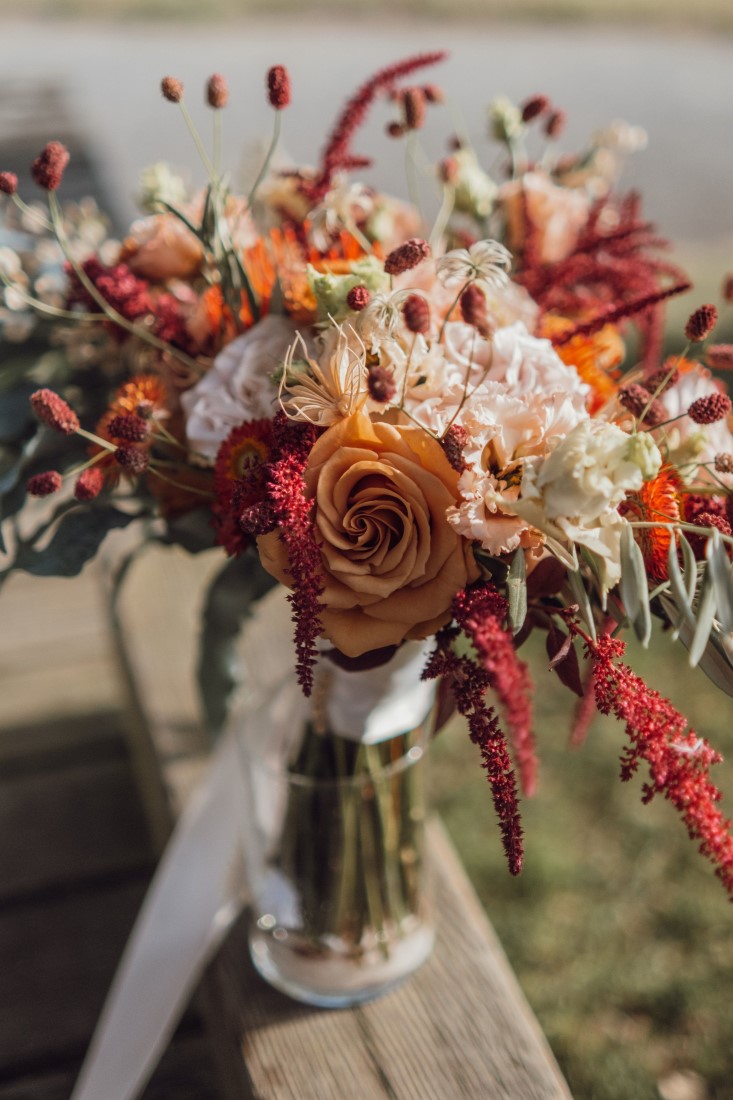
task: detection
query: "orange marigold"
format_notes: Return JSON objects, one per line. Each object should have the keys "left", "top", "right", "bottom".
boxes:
{"left": 625, "top": 465, "right": 683, "bottom": 581}
{"left": 540, "top": 314, "right": 624, "bottom": 415}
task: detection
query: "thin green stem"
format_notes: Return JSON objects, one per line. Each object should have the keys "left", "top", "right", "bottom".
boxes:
{"left": 438, "top": 279, "right": 470, "bottom": 344}
{"left": 429, "top": 183, "right": 455, "bottom": 253}
{"left": 247, "top": 110, "right": 282, "bottom": 209}
{"left": 178, "top": 100, "right": 216, "bottom": 179}
{"left": 11, "top": 193, "right": 52, "bottom": 231}
{"left": 0, "top": 273, "right": 100, "bottom": 323}
{"left": 147, "top": 466, "right": 214, "bottom": 498}
{"left": 629, "top": 518, "right": 733, "bottom": 549}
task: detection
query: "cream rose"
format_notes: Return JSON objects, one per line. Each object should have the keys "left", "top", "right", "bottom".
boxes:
{"left": 258, "top": 412, "right": 479, "bottom": 656}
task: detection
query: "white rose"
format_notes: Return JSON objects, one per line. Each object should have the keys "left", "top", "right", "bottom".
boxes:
{"left": 181, "top": 315, "right": 300, "bottom": 461}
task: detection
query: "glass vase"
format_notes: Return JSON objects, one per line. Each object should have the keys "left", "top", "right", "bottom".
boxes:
{"left": 237, "top": 641, "right": 436, "bottom": 1008}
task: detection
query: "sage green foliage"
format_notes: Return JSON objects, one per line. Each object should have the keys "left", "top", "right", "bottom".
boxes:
{"left": 433, "top": 628, "right": 733, "bottom": 1100}
{"left": 308, "top": 257, "right": 389, "bottom": 325}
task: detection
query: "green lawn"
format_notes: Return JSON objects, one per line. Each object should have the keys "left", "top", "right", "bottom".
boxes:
{"left": 6, "top": 0, "right": 733, "bottom": 30}
{"left": 434, "top": 629, "right": 733, "bottom": 1099}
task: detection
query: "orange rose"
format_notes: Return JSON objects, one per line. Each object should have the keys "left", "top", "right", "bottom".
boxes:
{"left": 258, "top": 413, "right": 479, "bottom": 657}
{"left": 121, "top": 214, "right": 203, "bottom": 282}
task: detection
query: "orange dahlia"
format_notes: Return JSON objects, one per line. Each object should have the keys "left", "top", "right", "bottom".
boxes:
{"left": 540, "top": 314, "right": 624, "bottom": 414}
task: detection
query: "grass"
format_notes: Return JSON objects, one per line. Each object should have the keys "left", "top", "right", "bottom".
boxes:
{"left": 433, "top": 628, "right": 733, "bottom": 1099}
{"left": 5, "top": 0, "right": 733, "bottom": 30}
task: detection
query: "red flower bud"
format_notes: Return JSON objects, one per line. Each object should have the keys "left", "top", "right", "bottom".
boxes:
{"left": 521, "top": 95, "right": 550, "bottom": 123}
{"left": 0, "top": 172, "right": 18, "bottom": 196}
{"left": 346, "top": 285, "right": 371, "bottom": 312}
{"left": 28, "top": 471, "right": 62, "bottom": 496}
{"left": 384, "top": 238, "right": 430, "bottom": 276}
{"left": 685, "top": 303, "right": 718, "bottom": 343}
{"left": 30, "top": 142, "right": 69, "bottom": 191}
{"left": 74, "top": 466, "right": 106, "bottom": 501}
{"left": 206, "top": 73, "right": 228, "bottom": 109}
{"left": 161, "top": 76, "right": 184, "bottom": 103}
{"left": 30, "top": 388, "right": 80, "bottom": 435}
{"left": 267, "top": 65, "right": 291, "bottom": 110}
{"left": 403, "top": 294, "right": 431, "bottom": 335}
{"left": 688, "top": 392, "right": 731, "bottom": 424}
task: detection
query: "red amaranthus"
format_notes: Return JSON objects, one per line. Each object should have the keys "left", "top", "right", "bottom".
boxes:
{"left": 578, "top": 631, "right": 733, "bottom": 898}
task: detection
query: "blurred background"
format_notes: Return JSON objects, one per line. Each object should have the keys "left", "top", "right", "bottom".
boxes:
{"left": 1, "top": 3, "right": 733, "bottom": 1099}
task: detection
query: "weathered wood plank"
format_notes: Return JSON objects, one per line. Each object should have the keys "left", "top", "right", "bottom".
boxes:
{"left": 113, "top": 548, "right": 573, "bottom": 1100}
{"left": 0, "top": 1032, "right": 221, "bottom": 1100}
{"left": 0, "top": 757, "right": 153, "bottom": 901}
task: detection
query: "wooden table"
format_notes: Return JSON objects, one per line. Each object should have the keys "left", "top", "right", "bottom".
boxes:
{"left": 112, "top": 545, "right": 573, "bottom": 1100}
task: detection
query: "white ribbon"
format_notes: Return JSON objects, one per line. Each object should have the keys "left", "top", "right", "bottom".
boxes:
{"left": 71, "top": 588, "right": 436, "bottom": 1100}
{"left": 70, "top": 726, "right": 245, "bottom": 1100}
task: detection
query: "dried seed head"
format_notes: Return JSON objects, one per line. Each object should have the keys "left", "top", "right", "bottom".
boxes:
{"left": 706, "top": 344, "right": 733, "bottom": 370}
{"left": 441, "top": 425, "right": 469, "bottom": 473}
{"left": 438, "top": 156, "right": 458, "bottom": 184}
{"left": 714, "top": 453, "right": 733, "bottom": 475}
{"left": 30, "top": 388, "right": 80, "bottom": 434}
{"left": 618, "top": 383, "right": 665, "bottom": 426}
{"left": 267, "top": 65, "right": 291, "bottom": 110}
{"left": 206, "top": 73, "right": 229, "bottom": 109}
{"left": 694, "top": 511, "right": 732, "bottom": 538}
{"left": 386, "top": 121, "right": 405, "bottom": 139}
{"left": 239, "top": 500, "right": 276, "bottom": 537}
{"left": 401, "top": 87, "right": 426, "bottom": 131}
{"left": 107, "top": 413, "right": 149, "bottom": 442}
{"left": 403, "top": 294, "right": 431, "bottom": 335}
{"left": 28, "top": 471, "right": 62, "bottom": 496}
{"left": 114, "top": 444, "right": 150, "bottom": 474}
{"left": 521, "top": 95, "right": 550, "bottom": 123}
{"left": 722, "top": 274, "right": 733, "bottom": 304}
{"left": 367, "top": 364, "right": 397, "bottom": 404}
{"left": 685, "top": 303, "right": 718, "bottom": 343}
{"left": 0, "top": 172, "right": 18, "bottom": 195}
{"left": 545, "top": 109, "right": 566, "bottom": 140}
{"left": 384, "top": 237, "right": 430, "bottom": 276}
{"left": 161, "top": 76, "right": 184, "bottom": 103}
{"left": 346, "top": 285, "right": 371, "bottom": 312}
{"left": 30, "top": 142, "right": 69, "bottom": 191}
{"left": 459, "top": 283, "right": 490, "bottom": 335}
{"left": 422, "top": 83, "right": 444, "bottom": 104}
{"left": 645, "top": 364, "right": 680, "bottom": 393}
{"left": 688, "top": 392, "right": 732, "bottom": 424}
{"left": 74, "top": 466, "right": 106, "bottom": 501}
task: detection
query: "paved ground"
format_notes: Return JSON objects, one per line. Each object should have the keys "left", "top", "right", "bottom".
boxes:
{"left": 2, "top": 17, "right": 733, "bottom": 299}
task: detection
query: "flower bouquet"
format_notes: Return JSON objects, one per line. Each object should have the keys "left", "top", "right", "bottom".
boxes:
{"left": 3, "top": 52, "right": 733, "bottom": 1010}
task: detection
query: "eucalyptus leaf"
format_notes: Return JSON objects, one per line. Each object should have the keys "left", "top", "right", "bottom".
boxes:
{"left": 706, "top": 530, "right": 733, "bottom": 634}
{"left": 689, "top": 567, "right": 717, "bottom": 668}
{"left": 12, "top": 506, "right": 137, "bottom": 577}
{"left": 506, "top": 549, "right": 527, "bottom": 636}
{"left": 197, "top": 552, "right": 278, "bottom": 737}
{"left": 680, "top": 532, "right": 697, "bottom": 606}
{"left": 667, "top": 534, "right": 696, "bottom": 638}
{"left": 568, "top": 568, "right": 597, "bottom": 642}
{"left": 619, "top": 524, "right": 651, "bottom": 646}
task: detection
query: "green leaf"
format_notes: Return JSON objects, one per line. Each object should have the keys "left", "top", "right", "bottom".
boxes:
{"left": 619, "top": 524, "right": 651, "bottom": 647}
{"left": 568, "top": 567, "right": 597, "bottom": 642}
{"left": 197, "top": 552, "right": 278, "bottom": 737}
{"left": 667, "top": 534, "right": 696, "bottom": 638}
{"left": 706, "top": 530, "right": 733, "bottom": 634}
{"left": 506, "top": 548, "right": 527, "bottom": 636}
{"left": 689, "top": 567, "right": 717, "bottom": 668}
{"left": 12, "top": 506, "right": 137, "bottom": 577}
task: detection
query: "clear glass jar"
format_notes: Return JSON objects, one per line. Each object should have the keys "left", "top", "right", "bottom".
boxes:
{"left": 237, "top": 646, "right": 436, "bottom": 1008}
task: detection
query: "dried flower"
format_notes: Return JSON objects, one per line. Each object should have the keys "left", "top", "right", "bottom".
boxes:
{"left": 403, "top": 293, "right": 431, "bottom": 334}
{"left": 384, "top": 237, "right": 430, "bottom": 276}
{"left": 645, "top": 363, "right": 680, "bottom": 392}
{"left": 161, "top": 76, "right": 184, "bottom": 103}
{"left": 521, "top": 94, "right": 549, "bottom": 123}
{"left": 346, "top": 285, "right": 371, "bottom": 312}
{"left": 367, "top": 363, "right": 396, "bottom": 403}
{"left": 267, "top": 65, "right": 291, "bottom": 110}
{"left": 459, "top": 283, "right": 490, "bottom": 335}
{"left": 685, "top": 303, "right": 718, "bottom": 343}
{"left": 386, "top": 121, "right": 405, "bottom": 139}
{"left": 618, "top": 382, "right": 665, "bottom": 426}
{"left": 0, "top": 172, "right": 18, "bottom": 195}
{"left": 114, "top": 444, "right": 150, "bottom": 474}
{"left": 715, "top": 453, "right": 733, "bottom": 474}
{"left": 722, "top": 274, "right": 733, "bottom": 303}
{"left": 30, "top": 142, "right": 69, "bottom": 191}
{"left": 401, "top": 87, "right": 426, "bottom": 131}
{"left": 30, "top": 388, "right": 80, "bottom": 435}
{"left": 706, "top": 344, "right": 733, "bottom": 370}
{"left": 436, "top": 239, "right": 512, "bottom": 289}
{"left": 106, "top": 413, "right": 149, "bottom": 442}
{"left": 27, "top": 471, "right": 62, "bottom": 496}
{"left": 440, "top": 424, "right": 468, "bottom": 472}
{"left": 545, "top": 110, "right": 566, "bottom": 139}
{"left": 422, "top": 84, "right": 444, "bottom": 104}
{"left": 74, "top": 466, "right": 105, "bottom": 501}
{"left": 688, "top": 392, "right": 731, "bottom": 424}
{"left": 206, "top": 73, "right": 228, "bottom": 109}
